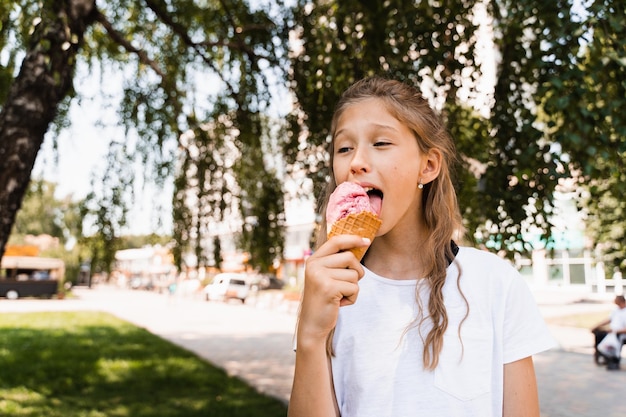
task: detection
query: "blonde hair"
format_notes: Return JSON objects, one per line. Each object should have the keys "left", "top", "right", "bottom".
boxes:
{"left": 317, "top": 76, "right": 466, "bottom": 370}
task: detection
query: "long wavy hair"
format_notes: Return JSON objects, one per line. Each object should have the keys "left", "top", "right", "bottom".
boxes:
{"left": 316, "top": 76, "right": 466, "bottom": 370}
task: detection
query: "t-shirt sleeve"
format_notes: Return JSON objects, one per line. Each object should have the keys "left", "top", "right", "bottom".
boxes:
{"left": 610, "top": 308, "right": 626, "bottom": 332}
{"left": 501, "top": 270, "right": 557, "bottom": 364}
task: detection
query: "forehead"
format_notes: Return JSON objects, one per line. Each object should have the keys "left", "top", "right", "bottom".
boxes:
{"left": 335, "top": 98, "right": 399, "bottom": 129}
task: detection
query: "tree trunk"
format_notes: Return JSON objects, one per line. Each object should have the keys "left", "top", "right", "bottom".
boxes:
{"left": 0, "top": 0, "right": 96, "bottom": 259}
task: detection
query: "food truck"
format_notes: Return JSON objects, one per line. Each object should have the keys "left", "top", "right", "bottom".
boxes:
{"left": 0, "top": 255, "right": 64, "bottom": 299}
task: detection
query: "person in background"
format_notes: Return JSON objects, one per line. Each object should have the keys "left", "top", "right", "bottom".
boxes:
{"left": 288, "top": 76, "right": 555, "bottom": 417}
{"left": 591, "top": 294, "right": 626, "bottom": 370}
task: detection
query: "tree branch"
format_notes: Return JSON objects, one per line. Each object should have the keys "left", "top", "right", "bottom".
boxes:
{"left": 142, "top": 0, "right": 238, "bottom": 99}
{"left": 93, "top": 9, "right": 166, "bottom": 79}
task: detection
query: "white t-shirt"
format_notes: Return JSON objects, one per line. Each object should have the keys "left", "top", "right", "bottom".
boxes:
{"left": 331, "top": 246, "right": 555, "bottom": 417}
{"left": 609, "top": 306, "right": 626, "bottom": 344}
{"left": 609, "top": 306, "right": 626, "bottom": 332}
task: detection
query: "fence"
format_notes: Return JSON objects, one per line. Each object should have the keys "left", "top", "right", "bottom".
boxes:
{"left": 516, "top": 249, "right": 623, "bottom": 294}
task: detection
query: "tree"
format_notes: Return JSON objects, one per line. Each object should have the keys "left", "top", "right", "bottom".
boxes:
{"left": 286, "top": 0, "right": 625, "bottom": 266}
{"left": 8, "top": 177, "right": 86, "bottom": 283}
{"left": 0, "top": 0, "right": 288, "bottom": 273}
{"left": 541, "top": 0, "right": 626, "bottom": 272}
{"left": 2, "top": 0, "right": 625, "bottom": 277}
{"left": 11, "top": 179, "right": 67, "bottom": 240}
{"left": 0, "top": 1, "right": 97, "bottom": 259}
{"left": 474, "top": 0, "right": 581, "bottom": 251}
{"left": 79, "top": 141, "right": 133, "bottom": 275}
{"left": 286, "top": 0, "right": 481, "bottom": 201}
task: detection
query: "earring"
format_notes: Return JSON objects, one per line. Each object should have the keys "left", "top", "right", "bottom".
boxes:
{"left": 418, "top": 180, "right": 424, "bottom": 190}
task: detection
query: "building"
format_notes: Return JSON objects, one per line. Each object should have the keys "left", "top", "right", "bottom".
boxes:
{"left": 514, "top": 190, "right": 621, "bottom": 294}
{"left": 114, "top": 245, "right": 176, "bottom": 291}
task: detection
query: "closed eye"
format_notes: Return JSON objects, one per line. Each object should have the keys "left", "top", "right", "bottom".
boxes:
{"left": 374, "top": 141, "right": 391, "bottom": 147}
{"left": 336, "top": 146, "right": 352, "bottom": 154}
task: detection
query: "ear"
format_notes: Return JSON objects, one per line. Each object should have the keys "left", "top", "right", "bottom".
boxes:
{"left": 420, "top": 149, "right": 442, "bottom": 185}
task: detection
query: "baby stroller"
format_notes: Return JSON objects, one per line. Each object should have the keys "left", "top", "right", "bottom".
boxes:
{"left": 592, "top": 328, "right": 624, "bottom": 370}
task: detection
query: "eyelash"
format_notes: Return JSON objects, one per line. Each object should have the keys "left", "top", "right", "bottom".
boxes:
{"left": 336, "top": 141, "right": 390, "bottom": 153}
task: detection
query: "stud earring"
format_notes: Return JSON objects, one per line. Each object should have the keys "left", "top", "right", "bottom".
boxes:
{"left": 418, "top": 180, "right": 424, "bottom": 190}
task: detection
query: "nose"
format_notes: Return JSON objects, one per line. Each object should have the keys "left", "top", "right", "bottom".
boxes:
{"left": 350, "top": 147, "right": 370, "bottom": 174}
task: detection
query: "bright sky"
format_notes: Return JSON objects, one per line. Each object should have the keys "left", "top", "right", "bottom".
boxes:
{"left": 33, "top": 64, "right": 174, "bottom": 236}
{"left": 34, "top": 117, "right": 174, "bottom": 236}
{"left": 31, "top": 59, "right": 294, "bottom": 238}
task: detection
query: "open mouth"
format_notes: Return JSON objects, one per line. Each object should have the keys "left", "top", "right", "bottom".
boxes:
{"left": 365, "top": 188, "right": 383, "bottom": 216}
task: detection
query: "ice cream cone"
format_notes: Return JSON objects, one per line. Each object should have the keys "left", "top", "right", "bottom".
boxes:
{"left": 327, "top": 211, "right": 382, "bottom": 261}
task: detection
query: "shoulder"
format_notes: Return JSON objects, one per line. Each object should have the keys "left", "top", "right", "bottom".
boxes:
{"left": 449, "top": 246, "right": 526, "bottom": 300}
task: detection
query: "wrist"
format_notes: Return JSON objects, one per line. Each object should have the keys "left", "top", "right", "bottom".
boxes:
{"left": 296, "top": 329, "right": 331, "bottom": 352}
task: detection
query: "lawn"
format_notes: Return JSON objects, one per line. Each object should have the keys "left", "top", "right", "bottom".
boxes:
{"left": 0, "top": 311, "right": 288, "bottom": 417}
{"left": 544, "top": 310, "right": 611, "bottom": 329}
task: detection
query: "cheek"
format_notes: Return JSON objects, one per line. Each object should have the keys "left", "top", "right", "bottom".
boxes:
{"left": 333, "top": 163, "right": 348, "bottom": 183}
{"left": 390, "top": 162, "right": 419, "bottom": 185}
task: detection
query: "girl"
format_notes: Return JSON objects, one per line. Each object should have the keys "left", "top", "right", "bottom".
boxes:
{"left": 288, "top": 77, "right": 555, "bottom": 417}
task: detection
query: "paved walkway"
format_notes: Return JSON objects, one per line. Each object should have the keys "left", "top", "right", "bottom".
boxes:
{"left": 2, "top": 285, "right": 626, "bottom": 416}
{"left": 531, "top": 288, "right": 626, "bottom": 416}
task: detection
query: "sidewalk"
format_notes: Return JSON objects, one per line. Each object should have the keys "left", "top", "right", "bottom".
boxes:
{"left": 530, "top": 287, "right": 626, "bottom": 416}
{"left": 2, "top": 285, "right": 626, "bottom": 416}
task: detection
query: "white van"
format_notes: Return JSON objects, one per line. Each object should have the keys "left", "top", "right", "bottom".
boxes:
{"left": 203, "top": 273, "right": 250, "bottom": 303}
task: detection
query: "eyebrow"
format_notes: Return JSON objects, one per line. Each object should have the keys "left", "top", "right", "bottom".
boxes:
{"left": 335, "top": 122, "right": 399, "bottom": 138}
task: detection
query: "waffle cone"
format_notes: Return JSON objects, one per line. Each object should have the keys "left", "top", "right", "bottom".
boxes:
{"left": 327, "top": 211, "right": 382, "bottom": 261}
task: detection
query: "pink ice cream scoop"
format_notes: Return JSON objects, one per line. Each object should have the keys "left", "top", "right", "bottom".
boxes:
{"left": 325, "top": 182, "right": 382, "bottom": 260}
{"left": 326, "top": 182, "right": 382, "bottom": 225}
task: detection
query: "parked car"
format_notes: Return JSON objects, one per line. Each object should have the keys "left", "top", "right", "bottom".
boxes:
{"left": 257, "top": 274, "right": 285, "bottom": 290}
{"left": 203, "top": 273, "right": 250, "bottom": 303}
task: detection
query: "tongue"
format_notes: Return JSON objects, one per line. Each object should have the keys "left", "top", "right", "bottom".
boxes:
{"left": 368, "top": 193, "right": 382, "bottom": 216}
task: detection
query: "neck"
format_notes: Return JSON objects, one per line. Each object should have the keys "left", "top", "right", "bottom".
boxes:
{"left": 364, "top": 226, "right": 430, "bottom": 280}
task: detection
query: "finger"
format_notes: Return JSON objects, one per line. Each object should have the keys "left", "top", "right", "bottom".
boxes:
{"left": 320, "top": 267, "right": 362, "bottom": 306}
{"left": 340, "top": 291, "right": 359, "bottom": 307}
{"left": 331, "top": 266, "right": 362, "bottom": 284}
{"left": 307, "top": 250, "right": 365, "bottom": 281}
{"left": 302, "top": 259, "right": 361, "bottom": 305}
{"left": 316, "top": 235, "right": 372, "bottom": 258}
{"left": 329, "top": 273, "right": 360, "bottom": 306}
{"left": 304, "top": 257, "right": 361, "bottom": 290}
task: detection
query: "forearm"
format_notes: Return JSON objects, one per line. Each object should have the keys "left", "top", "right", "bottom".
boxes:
{"left": 288, "top": 237, "right": 366, "bottom": 417}
{"left": 288, "top": 338, "right": 339, "bottom": 417}
{"left": 503, "top": 357, "right": 540, "bottom": 417}
{"left": 592, "top": 319, "right": 610, "bottom": 330}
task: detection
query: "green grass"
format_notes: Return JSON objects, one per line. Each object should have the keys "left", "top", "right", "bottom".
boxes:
{"left": 0, "top": 311, "right": 287, "bottom": 417}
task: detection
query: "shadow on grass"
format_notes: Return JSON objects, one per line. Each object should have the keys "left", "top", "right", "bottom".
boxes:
{"left": 0, "top": 311, "right": 287, "bottom": 417}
